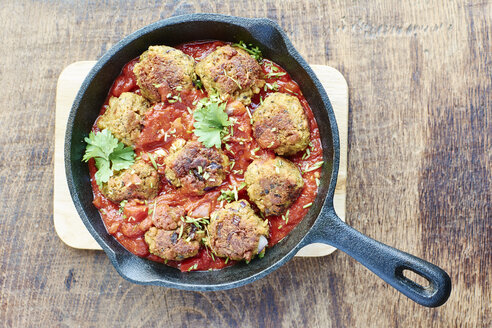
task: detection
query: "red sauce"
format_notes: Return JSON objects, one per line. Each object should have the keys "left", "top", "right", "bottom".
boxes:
{"left": 88, "top": 41, "right": 323, "bottom": 271}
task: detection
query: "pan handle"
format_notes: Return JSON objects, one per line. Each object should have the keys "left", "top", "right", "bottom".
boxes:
{"left": 303, "top": 206, "right": 451, "bottom": 307}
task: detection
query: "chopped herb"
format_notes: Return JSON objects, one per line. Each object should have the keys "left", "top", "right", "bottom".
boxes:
{"left": 193, "top": 78, "right": 203, "bottom": 90}
{"left": 187, "top": 263, "right": 198, "bottom": 271}
{"left": 281, "top": 209, "right": 290, "bottom": 224}
{"left": 232, "top": 41, "right": 263, "bottom": 62}
{"left": 147, "top": 152, "right": 158, "bottom": 170}
{"left": 266, "top": 71, "right": 287, "bottom": 79}
{"left": 264, "top": 82, "right": 279, "bottom": 91}
{"left": 303, "top": 161, "right": 324, "bottom": 173}
{"left": 303, "top": 202, "right": 313, "bottom": 209}
{"left": 184, "top": 216, "right": 210, "bottom": 229}
{"left": 82, "top": 129, "right": 135, "bottom": 187}
{"left": 302, "top": 148, "right": 311, "bottom": 160}
{"left": 225, "top": 257, "right": 229, "bottom": 264}
{"left": 118, "top": 200, "right": 128, "bottom": 214}
{"left": 264, "top": 61, "right": 278, "bottom": 72}
{"left": 245, "top": 106, "right": 252, "bottom": 119}
{"left": 207, "top": 247, "right": 215, "bottom": 261}
{"left": 316, "top": 177, "right": 320, "bottom": 187}
{"left": 218, "top": 184, "right": 244, "bottom": 202}
{"left": 178, "top": 224, "right": 184, "bottom": 240}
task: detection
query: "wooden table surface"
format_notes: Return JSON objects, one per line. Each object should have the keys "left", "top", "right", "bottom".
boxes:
{"left": 0, "top": 1, "right": 490, "bottom": 327}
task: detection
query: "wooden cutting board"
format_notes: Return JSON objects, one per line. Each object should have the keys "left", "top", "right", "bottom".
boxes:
{"left": 54, "top": 61, "right": 348, "bottom": 257}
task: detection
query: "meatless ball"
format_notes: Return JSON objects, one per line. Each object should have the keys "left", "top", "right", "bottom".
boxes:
{"left": 100, "top": 159, "right": 159, "bottom": 203}
{"left": 164, "top": 140, "right": 229, "bottom": 195}
{"left": 97, "top": 92, "right": 151, "bottom": 146}
{"left": 150, "top": 201, "right": 186, "bottom": 230}
{"left": 195, "top": 45, "right": 265, "bottom": 105}
{"left": 252, "top": 92, "right": 310, "bottom": 156}
{"left": 207, "top": 200, "right": 269, "bottom": 261}
{"left": 244, "top": 157, "right": 304, "bottom": 216}
{"left": 133, "top": 45, "right": 196, "bottom": 103}
{"left": 145, "top": 225, "right": 204, "bottom": 261}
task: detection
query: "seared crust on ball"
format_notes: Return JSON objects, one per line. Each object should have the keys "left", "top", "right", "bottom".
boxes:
{"left": 145, "top": 225, "right": 204, "bottom": 261}
{"left": 244, "top": 157, "right": 304, "bottom": 216}
{"left": 164, "top": 140, "right": 229, "bottom": 195}
{"left": 101, "top": 159, "right": 159, "bottom": 203}
{"left": 195, "top": 45, "right": 265, "bottom": 105}
{"left": 207, "top": 200, "right": 269, "bottom": 261}
{"left": 252, "top": 92, "right": 310, "bottom": 156}
{"left": 150, "top": 202, "right": 186, "bottom": 230}
{"left": 133, "top": 45, "right": 196, "bottom": 103}
{"left": 97, "top": 92, "right": 151, "bottom": 146}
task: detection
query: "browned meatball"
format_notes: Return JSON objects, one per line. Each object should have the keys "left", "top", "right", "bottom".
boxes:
{"left": 145, "top": 225, "right": 204, "bottom": 261}
{"left": 133, "top": 45, "right": 196, "bottom": 103}
{"left": 97, "top": 92, "right": 151, "bottom": 146}
{"left": 252, "top": 92, "right": 310, "bottom": 156}
{"left": 150, "top": 201, "right": 186, "bottom": 230}
{"left": 164, "top": 140, "right": 229, "bottom": 195}
{"left": 244, "top": 157, "right": 304, "bottom": 216}
{"left": 195, "top": 45, "right": 265, "bottom": 105}
{"left": 100, "top": 159, "right": 159, "bottom": 203}
{"left": 207, "top": 200, "right": 269, "bottom": 261}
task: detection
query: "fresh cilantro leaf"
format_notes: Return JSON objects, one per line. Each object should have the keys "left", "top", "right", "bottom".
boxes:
{"left": 82, "top": 129, "right": 135, "bottom": 187}
{"left": 193, "top": 100, "right": 231, "bottom": 148}
{"left": 83, "top": 129, "right": 118, "bottom": 161}
{"left": 109, "top": 143, "right": 135, "bottom": 171}
{"left": 94, "top": 158, "right": 112, "bottom": 186}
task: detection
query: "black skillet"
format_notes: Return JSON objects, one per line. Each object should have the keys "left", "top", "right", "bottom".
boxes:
{"left": 65, "top": 14, "right": 451, "bottom": 307}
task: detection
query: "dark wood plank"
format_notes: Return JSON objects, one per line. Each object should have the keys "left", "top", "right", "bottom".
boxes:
{"left": 0, "top": 0, "right": 490, "bottom": 327}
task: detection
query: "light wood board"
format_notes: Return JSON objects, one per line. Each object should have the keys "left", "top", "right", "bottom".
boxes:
{"left": 54, "top": 61, "right": 348, "bottom": 256}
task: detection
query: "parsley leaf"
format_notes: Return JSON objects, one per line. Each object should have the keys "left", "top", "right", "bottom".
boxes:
{"left": 193, "top": 99, "right": 231, "bottom": 148}
{"left": 82, "top": 129, "right": 135, "bottom": 187}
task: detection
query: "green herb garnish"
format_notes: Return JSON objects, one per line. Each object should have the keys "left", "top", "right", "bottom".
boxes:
{"left": 82, "top": 129, "right": 135, "bottom": 187}
{"left": 193, "top": 78, "right": 203, "bottom": 90}
{"left": 232, "top": 41, "right": 263, "bottom": 62}
{"left": 193, "top": 98, "right": 231, "bottom": 148}
{"left": 266, "top": 71, "right": 287, "bottom": 79}
{"left": 187, "top": 263, "right": 198, "bottom": 271}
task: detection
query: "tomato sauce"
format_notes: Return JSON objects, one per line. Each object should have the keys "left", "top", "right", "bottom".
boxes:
{"left": 88, "top": 41, "right": 323, "bottom": 271}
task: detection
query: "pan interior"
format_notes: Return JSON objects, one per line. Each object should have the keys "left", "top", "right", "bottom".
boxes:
{"left": 66, "top": 14, "right": 336, "bottom": 289}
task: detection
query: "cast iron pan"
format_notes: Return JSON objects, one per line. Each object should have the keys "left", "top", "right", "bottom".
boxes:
{"left": 65, "top": 14, "right": 451, "bottom": 307}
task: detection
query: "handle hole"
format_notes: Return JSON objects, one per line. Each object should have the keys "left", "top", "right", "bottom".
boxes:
{"left": 402, "top": 269, "right": 430, "bottom": 288}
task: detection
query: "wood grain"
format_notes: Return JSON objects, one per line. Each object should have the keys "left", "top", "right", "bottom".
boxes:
{"left": 0, "top": 0, "right": 490, "bottom": 327}
{"left": 53, "top": 61, "right": 348, "bottom": 256}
